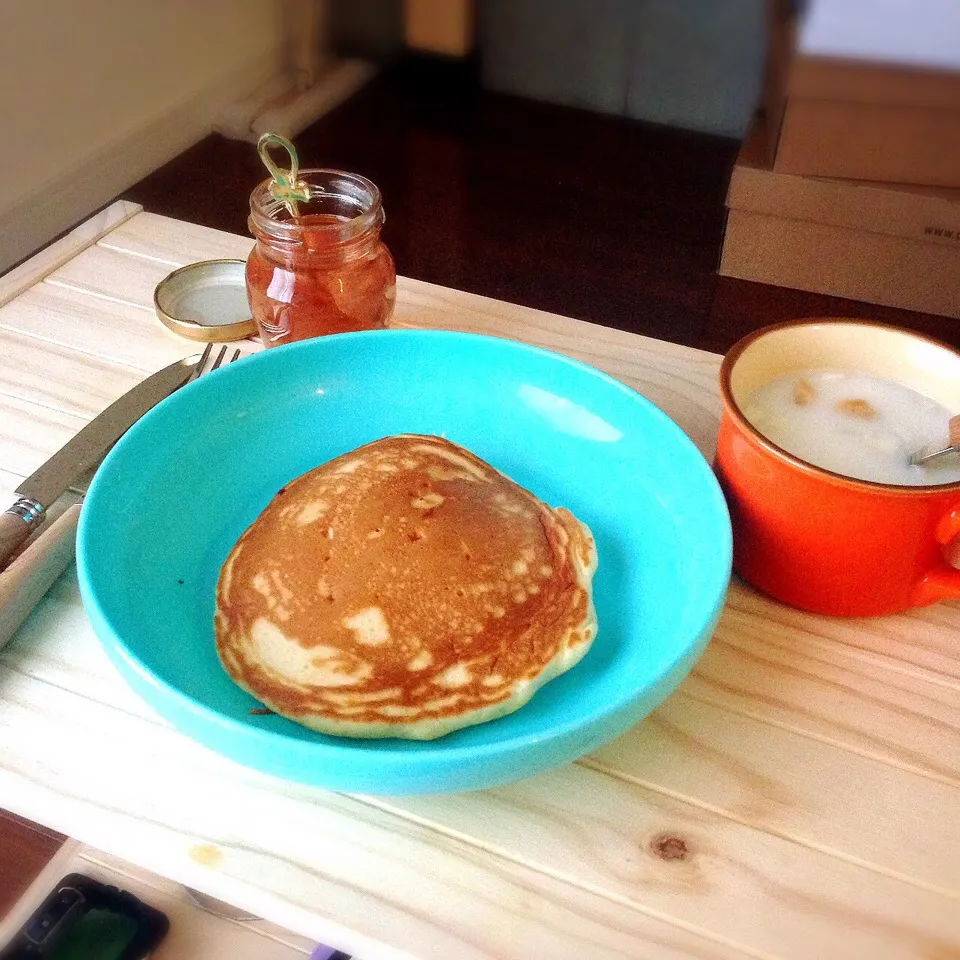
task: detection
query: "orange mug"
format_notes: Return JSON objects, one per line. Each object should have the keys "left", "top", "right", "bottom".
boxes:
{"left": 714, "top": 319, "right": 960, "bottom": 617}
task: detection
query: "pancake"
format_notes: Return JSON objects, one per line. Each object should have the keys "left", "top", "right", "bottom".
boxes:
{"left": 215, "top": 434, "right": 598, "bottom": 739}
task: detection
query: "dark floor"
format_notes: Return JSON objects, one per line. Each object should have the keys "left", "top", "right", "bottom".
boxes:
{"left": 124, "top": 63, "right": 957, "bottom": 355}
{"left": 0, "top": 811, "right": 64, "bottom": 917}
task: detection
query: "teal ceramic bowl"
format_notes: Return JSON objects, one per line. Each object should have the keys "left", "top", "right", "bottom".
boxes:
{"left": 77, "top": 330, "right": 731, "bottom": 794}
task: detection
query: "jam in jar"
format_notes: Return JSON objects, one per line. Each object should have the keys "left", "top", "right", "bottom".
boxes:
{"left": 246, "top": 169, "right": 396, "bottom": 347}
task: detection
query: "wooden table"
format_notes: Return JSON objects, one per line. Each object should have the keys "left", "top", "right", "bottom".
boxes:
{"left": 1, "top": 202, "right": 958, "bottom": 960}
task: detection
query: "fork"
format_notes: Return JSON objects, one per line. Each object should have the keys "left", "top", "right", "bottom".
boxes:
{"left": 189, "top": 342, "right": 244, "bottom": 381}
{"left": 0, "top": 346, "right": 242, "bottom": 648}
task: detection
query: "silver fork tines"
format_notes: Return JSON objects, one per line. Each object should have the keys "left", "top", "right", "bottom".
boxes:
{"left": 191, "top": 343, "right": 243, "bottom": 381}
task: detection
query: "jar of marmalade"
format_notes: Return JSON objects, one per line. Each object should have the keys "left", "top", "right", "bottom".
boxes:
{"left": 246, "top": 168, "right": 396, "bottom": 347}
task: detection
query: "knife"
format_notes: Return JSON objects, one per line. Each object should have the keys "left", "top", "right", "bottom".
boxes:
{"left": 0, "top": 353, "right": 203, "bottom": 570}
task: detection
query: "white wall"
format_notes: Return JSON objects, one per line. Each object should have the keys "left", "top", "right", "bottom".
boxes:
{"left": 0, "top": 0, "right": 288, "bottom": 272}
{"left": 627, "top": 0, "right": 766, "bottom": 136}
{"left": 478, "top": 0, "right": 766, "bottom": 138}
{"left": 799, "top": 0, "right": 960, "bottom": 70}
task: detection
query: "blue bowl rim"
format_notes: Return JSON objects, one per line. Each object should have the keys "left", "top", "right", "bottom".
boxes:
{"left": 77, "top": 329, "right": 732, "bottom": 766}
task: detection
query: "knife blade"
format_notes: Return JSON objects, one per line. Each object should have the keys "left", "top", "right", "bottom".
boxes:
{"left": 0, "top": 353, "right": 202, "bottom": 569}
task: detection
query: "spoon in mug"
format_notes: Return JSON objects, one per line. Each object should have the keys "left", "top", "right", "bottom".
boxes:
{"left": 910, "top": 414, "right": 960, "bottom": 466}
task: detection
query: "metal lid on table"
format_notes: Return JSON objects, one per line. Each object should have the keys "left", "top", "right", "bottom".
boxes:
{"left": 154, "top": 259, "right": 256, "bottom": 342}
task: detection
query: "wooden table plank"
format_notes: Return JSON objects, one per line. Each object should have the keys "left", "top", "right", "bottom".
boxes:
{"left": 3, "top": 658, "right": 958, "bottom": 960}
{"left": 100, "top": 210, "right": 255, "bottom": 266}
{"left": 0, "top": 667, "right": 955, "bottom": 960}
{"left": 3, "top": 570, "right": 958, "bottom": 948}
{"left": 0, "top": 675, "right": 750, "bottom": 960}
{"left": 0, "top": 469, "right": 18, "bottom": 502}
{"left": 0, "top": 283, "right": 196, "bottom": 373}
{"left": 47, "top": 245, "right": 186, "bottom": 314}
{"left": 587, "top": 692, "right": 960, "bottom": 894}
{"left": 688, "top": 590, "right": 960, "bottom": 784}
{"left": 0, "top": 395, "right": 87, "bottom": 480}
{"left": 0, "top": 327, "right": 143, "bottom": 420}
{"left": 5, "top": 577, "right": 959, "bottom": 899}
{"left": 0, "top": 567, "right": 158, "bottom": 716}
{"left": 0, "top": 201, "right": 141, "bottom": 308}
{"left": 354, "top": 779, "right": 960, "bottom": 960}
{"left": 732, "top": 586, "right": 960, "bottom": 683}
{"left": 35, "top": 213, "right": 725, "bottom": 459}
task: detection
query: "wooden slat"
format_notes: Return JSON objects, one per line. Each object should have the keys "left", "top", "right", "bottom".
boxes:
{"left": 356, "top": 775, "right": 960, "bottom": 960}
{"left": 0, "top": 468, "right": 19, "bottom": 501}
{"left": 686, "top": 586, "right": 960, "bottom": 784}
{"left": 6, "top": 594, "right": 959, "bottom": 898}
{"left": 730, "top": 586, "right": 960, "bottom": 683}
{"left": 0, "top": 395, "right": 87, "bottom": 480}
{"left": 100, "top": 211, "right": 255, "bottom": 266}
{"left": 0, "top": 282, "right": 197, "bottom": 372}
{"left": 0, "top": 201, "right": 140, "bottom": 308}
{"left": 46, "top": 244, "right": 179, "bottom": 312}
{"left": 39, "top": 230, "right": 727, "bottom": 460}
{"left": 0, "top": 670, "right": 956, "bottom": 960}
{"left": 46, "top": 211, "right": 253, "bottom": 311}
{"left": 3, "top": 599, "right": 959, "bottom": 956}
{"left": 0, "top": 566, "right": 156, "bottom": 719}
{"left": 586, "top": 692, "right": 960, "bottom": 894}
{"left": 0, "top": 327, "right": 143, "bottom": 419}
{"left": 0, "top": 675, "right": 750, "bottom": 960}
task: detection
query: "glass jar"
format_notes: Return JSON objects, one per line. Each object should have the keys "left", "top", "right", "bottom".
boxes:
{"left": 246, "top": 169, "right": 396, "bottom": 347}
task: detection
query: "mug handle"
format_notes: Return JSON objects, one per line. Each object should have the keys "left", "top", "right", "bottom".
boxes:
{"left": 910, "top": 504, "right": 960, "bottom": 607}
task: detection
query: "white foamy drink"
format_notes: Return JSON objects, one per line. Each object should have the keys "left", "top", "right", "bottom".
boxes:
{"left": 742, "top": 370, "right": 960, "bottom": 486}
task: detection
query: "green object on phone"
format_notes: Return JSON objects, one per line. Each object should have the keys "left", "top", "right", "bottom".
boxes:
{"left": 46, "top": 908, "right": 138, "bottom": 960}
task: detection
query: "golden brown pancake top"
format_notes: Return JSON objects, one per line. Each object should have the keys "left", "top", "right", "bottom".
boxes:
{"left": 215, "top": 435, "right": 597, "bottom": 735}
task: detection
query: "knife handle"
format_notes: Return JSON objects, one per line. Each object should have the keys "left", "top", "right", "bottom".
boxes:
{"left": 0, "top": 498, "right": 46, "bottom": 569}
{"left": 0, "top": 503, "right": 80, "bottom": 649}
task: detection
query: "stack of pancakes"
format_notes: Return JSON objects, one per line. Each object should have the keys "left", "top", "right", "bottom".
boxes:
{"left": 215, "top": 435, "right": 598, "bottom": 739}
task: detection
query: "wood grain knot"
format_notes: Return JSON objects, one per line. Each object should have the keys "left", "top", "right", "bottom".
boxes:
{"left": 650, "top": 833, "right": 690, "bottom": 861}
{"left": 188, "top": 843, "right": 223, "bottom": 867}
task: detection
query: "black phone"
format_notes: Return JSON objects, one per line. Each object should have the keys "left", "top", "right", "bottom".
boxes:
{"left": 0, "top": 873, "right": 169, "bottom": 960}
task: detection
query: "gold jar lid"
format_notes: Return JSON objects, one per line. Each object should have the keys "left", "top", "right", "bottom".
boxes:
{"left": 154, "top": 260, "right": 257, "bottom": 342}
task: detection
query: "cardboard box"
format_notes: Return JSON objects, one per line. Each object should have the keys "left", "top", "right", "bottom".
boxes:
{"left": 762, "top": 0, "right": 798, "bottom": 159}
{"left": 763, "top": 1, "right": 960, "bottom": 186}
{"left": 772, "top": 57, "right": 960, "bottom": 186}
{"left": 720, "top": 123, "right": 960, "bottom": 319}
